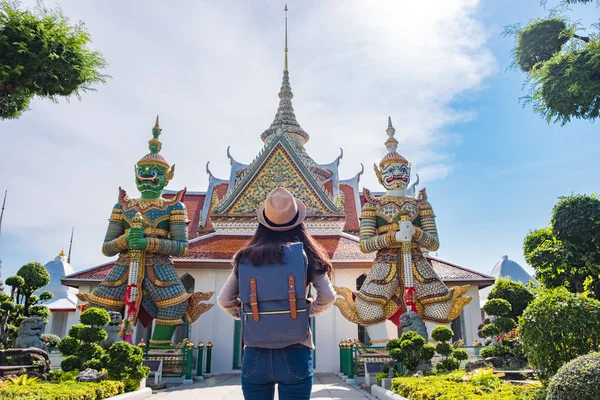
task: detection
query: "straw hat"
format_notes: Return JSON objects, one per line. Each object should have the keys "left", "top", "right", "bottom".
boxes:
{"left": 257, "top": 188, "right": 306, "bottom": 231}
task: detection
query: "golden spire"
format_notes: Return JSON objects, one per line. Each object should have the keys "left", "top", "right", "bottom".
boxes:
{"left": 59, "top": 248, "right": 66, "bottom": 257}
{"left": 284, "top": 4, "right": 288, "bottom": 71}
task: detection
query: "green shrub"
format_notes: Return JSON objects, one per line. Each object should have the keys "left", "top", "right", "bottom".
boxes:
{"left": 40, "top": 333, "right": 61, "bottom": 347}
{"left": 79, "top": 343, "right": 104, "bottom": 361}
{"left": 484, "top": 299, "right": 512, "bottom": 317}
{"left": 68, "top": 324, "right": 85, "bottom": 339}
{"left": 61, "top": 355, "right": 82, "bottom": 372}
{"left": 80, "top": 308, "right": 110, "bottom": 327}
{"left": 494, "top": 317, "right": 516, "bottom": 334}
{"left": 488, "top": 277, "right": 535, "bottom": 320}
{"left": 547, "top": 352, "right": 600, "bottom": 400}
{"left": 481, "top": 324, "right": 500, "bottom": 338}
{"left": 0, "top": 380, "right": 124, "bottom": 399}
{"left": 79, "top": 327, "right": 107, "bottom": 343}
{"left": 480, "top": 345, "right": 512, "bottom": 359}
{"left": 431, "top": 326, "right": 453, "bottom": 342}
{"left": 434, "top": 357, "right": 459, "bottom": 374}
{"left": 390, "top": 372, "right": 542, "bottom": 399}
{"left": 104, "top": 342, "right": 149, "bottom": 392}
{"left": 376, "top": 372, "right": 387, "bottom": 386}
{"left": 453, "top": 348, "right": 469, "bottom": 362}
{"left": 386, "top": 331, "right": 434, "bottom": 373}
{"left": 518, "top": 288, "right": 600, "bottom": 381}
{"left": 435, "top": 342, "right": 453, "bottom": 357}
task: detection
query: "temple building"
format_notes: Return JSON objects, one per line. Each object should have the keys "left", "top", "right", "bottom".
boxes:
{"left": 42, "top": 250, "right": 79, "bottom": 337}
{"left": 62, "top": 19, "right": 494, "bottom": 373}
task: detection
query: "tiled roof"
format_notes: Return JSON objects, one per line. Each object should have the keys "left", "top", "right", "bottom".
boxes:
{"left": 427, "top": 256, "right": 494, "bottom": 284}
{"left": 184, "top": 234, "right": 371, "bottom": 261}
{"left": 340, "top": 184, "right": 359, "bottom": 233}
{"left": 201, "top": 183, "right": 229, "bottom": 233}
{"left": 62, "top": 262, "right": 114, "bottom": 282}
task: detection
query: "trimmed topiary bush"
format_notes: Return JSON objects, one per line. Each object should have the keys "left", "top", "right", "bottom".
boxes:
{"left": 431, "top": 325, "right": 465, "bottom": 373}
{"left": 488, "top": 277, "right": 535, "bottom": 320}
{"left": 386, "top": 331, "right": 435, "bottom": 373}
{"left": 104, "top": 341, "right": 149, "bottom": 392}
{"left": 40, "top": 333, "right": 61, "bottom": 347}
{"left": 547, "top": 352, "right": 600, "bottom": 400}
{"left": 518, "top": 288, "right": 600, "bottom": 381}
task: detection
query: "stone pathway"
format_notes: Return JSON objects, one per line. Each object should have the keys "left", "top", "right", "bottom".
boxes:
{"left": 151, "top": 374, "right": 373, "bottom": 399}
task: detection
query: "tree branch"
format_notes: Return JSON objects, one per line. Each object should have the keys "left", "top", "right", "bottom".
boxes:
{"left": 573, "top": 33, "right": 591, "bottom": 43}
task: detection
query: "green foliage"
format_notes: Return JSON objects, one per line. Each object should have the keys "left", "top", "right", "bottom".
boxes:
{"left": 0, "top": 1, "right": 108, "bottom": 120}
{"left": 39, "top": 291, "right": 54, "bottom": 302}
{"left": 0, "top": 380, "right": 124, "bottom": 400}
{"left": 431, "top": 326, "right": 453, "bottom": 342}
{"left": 480, "top": 345, "right": 513, "bottom": 359}
{"left": 60, "top": 355, "right": 82, "bottom": 372}
{"left": 421, "top": 344, "right": 436, "bottom": 361}
{"left": 104, "top": 341, "right": 148, "bottom": 392}
{"left": 40, "top": 333, "right": 61, "bottom": 347}
{"left": 518, "top": 288, "right": 600, "bottom": 381}
{"left": 386, "top": 331, "right": 433, "bottom": 372}
{"left": 494, "top": 317, "right": 516, "bottom": 334}
{"left": 0, "top": 261, "right": 52, "bottom": 348}
{"left": 453, "top": 348, "right": 469, "bottom": 361}
{"left": 467, "top": 368, "right": 503, "bottom": 390}
{"left": 376, "top": 372, "right": 387, "bottom": 386}
{"left": 79, "top": 343, "right": 103, "bottom": 361}
{"left": 483, "top": 299, "right": 512, "bottom": 317}
{"left": 524, "top": 194, "right": 600, "bottom": 299}
{"left": 68, "top": 324, "right": 85, "bottom": 339}
{"left": 7, "top": 375, "right": 40, "bottom": 385}
{"left": 390, "top": 372, "right": 542, "bottom": 399}
{"left": 434, "top": 357, "right": 459, "bottom": 374}
{"left": 506, "top": 0, "right": 600, "bottom": 124}
{"left": 78, "top": 327, "right": 107, "bottom": 343}
{"left": 435, "top": 342, "right": 453, "bottom": 357}
{"left": 481, "top": 324, "right": 500, "bottom": 338}
{"left": 547, "top": 352, "right": 600, "bottom": 400}
{"left": 488, "top": 277, "right": 535, "bottom": 320}
{"left": 80, "top": 308, "right": 110, "bottom": 327}
{"left": 515, "top": 18, "right": 569, "bottom": 72}
{"left": 57, "top": 336, "right": 79, "bottom": 356}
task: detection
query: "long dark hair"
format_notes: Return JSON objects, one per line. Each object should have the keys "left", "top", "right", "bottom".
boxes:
{"left": 233, "top": 222, "right": 333, "bottom": 281}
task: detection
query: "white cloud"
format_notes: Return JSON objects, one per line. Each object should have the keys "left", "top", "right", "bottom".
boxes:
{"left": 0, "top": 0, "right": 496, "bottom": 274}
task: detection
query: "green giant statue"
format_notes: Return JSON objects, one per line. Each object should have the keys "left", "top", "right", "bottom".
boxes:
{"left": 78, "top": 117, "right": 213, "bottom": 346}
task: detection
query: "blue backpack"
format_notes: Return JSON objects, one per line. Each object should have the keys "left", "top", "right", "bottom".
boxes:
{"left": 238, "top": 242, "right": 310, "bottom": 348}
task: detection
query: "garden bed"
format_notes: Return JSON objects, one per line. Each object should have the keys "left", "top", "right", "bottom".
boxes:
{"left": 389, "top": 371, "right": 543, "bottom": 400}
{"left": 0, "top": 380, "right": 124, "bottom": 400}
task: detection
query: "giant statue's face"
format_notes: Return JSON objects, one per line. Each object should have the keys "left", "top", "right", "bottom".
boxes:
{"left": 381, "top": 163, "right": 410, "bottom": 191}
{"left": 135, "top": 163, "right": 167, "bottom": 196}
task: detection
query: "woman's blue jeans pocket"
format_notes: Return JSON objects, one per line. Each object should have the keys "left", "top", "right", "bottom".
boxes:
{"left": 280, "top": 345, "right": 313, "bottom": 380}
{"left": 242, "top": 347, "right": 260, "bottom": 378}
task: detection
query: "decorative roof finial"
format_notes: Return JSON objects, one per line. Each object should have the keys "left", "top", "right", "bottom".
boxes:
{"left": 284, "top": 4, "right": 289, "bottom": 71}
{"left": 378, "top": 116, "right": 409, "bottom": 169}
{"left": 59, "top": 248, "right": 66, "bottom": 257}
{"left": 137, "top": 116, "right": 170, "bottom": 169}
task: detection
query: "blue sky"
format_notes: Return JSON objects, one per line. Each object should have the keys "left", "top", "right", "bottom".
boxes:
{"left": 0, "top": 0, "right": 598, "bottom": 287}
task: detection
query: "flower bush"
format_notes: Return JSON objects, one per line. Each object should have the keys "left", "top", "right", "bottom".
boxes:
{"left": 0, "top": 380, "right": 124, "bottom": 399}
{"left": 546, "top": 352, "right": 600, "bottom": 400}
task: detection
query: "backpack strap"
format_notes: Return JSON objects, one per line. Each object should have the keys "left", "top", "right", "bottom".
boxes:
{"left": 288, "top": 275, "right": 297, "bottom": 320}
{"left": 249, "top": 278, "right": 260, "bottom": 322}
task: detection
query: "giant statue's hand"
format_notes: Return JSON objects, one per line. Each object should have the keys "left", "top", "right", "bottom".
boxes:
{"left": 395, "top": 221, "right": 415, "bottom": 243}
{"left": 126, "top": 227, "right": 147, "bottom": 251}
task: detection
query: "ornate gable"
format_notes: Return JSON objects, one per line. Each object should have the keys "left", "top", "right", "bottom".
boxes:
{"left": 216, "top": 135, "right": 341, "bottom": 216}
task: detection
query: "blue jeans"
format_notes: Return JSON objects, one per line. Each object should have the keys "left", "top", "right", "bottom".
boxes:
{"left": 241, "top": 344, "right": 313, "bottom": 400}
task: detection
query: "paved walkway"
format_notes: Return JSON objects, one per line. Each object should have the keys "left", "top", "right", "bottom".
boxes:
{"left": 151, "top": 374, "right": 373, "bottom": 399}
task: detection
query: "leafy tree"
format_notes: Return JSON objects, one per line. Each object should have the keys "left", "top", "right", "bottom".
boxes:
{"left": 504, "top": 0, "right": 599, "bottom": 124}
{"left": 518, "top": 288, "right": 600, "bottom": 381}
{"left": 0, "top": 0, "right": 107, "bottom": 119}
{"left": 487, "top": 277, "right": 535, "bottom": 320}
{"left": 104, "top": 341, "right": 149, "bottom": 392}
{"left": 0, "top": 262, "right": 53, "bottom": 348}
{"left": 524, "top": 194, "right": 600, "bottom": 299}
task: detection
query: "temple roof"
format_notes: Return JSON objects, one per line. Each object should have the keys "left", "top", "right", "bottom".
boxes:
{"left": 40, "top": 251, "right": 79, "bottom": 309}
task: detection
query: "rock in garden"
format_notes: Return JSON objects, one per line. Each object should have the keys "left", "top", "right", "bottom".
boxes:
{"left": 484, "top": 357, "right": 505, "bottom": 369}
{"left": 465, "top": 359, "right": 493, "bottom": 372}
{"left": 76, "top": 368, "right": 107, "bottom": 382}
